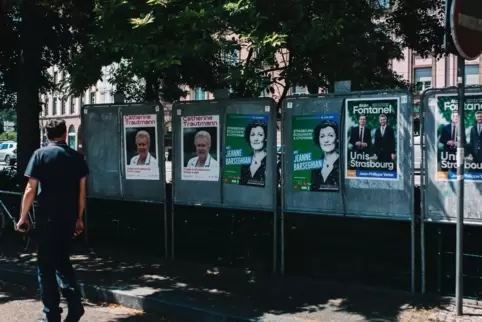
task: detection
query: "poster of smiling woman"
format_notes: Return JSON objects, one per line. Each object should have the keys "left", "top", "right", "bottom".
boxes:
{"left": 292, "top": 114, "right": 340, "bottom": 192}
{"left": 224, "top": 114, "right": 269, "bottom": 187}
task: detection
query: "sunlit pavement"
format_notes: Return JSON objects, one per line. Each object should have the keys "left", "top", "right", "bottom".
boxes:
{"left": 0, "top": 280, "right": 171, "bottom": 322}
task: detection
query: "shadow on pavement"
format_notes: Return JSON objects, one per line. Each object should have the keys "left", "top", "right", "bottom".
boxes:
{"left": 0, "top": 241, "right": 451, "bottom": 322}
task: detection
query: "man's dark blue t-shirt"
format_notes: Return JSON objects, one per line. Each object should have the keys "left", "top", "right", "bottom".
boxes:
{"left": 25, "top": 141, "right": 89, "bottom": 221}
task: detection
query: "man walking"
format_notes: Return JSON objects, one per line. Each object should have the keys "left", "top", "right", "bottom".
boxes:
{"left": 17, "top": 119, "right": 89, "bottom": 322}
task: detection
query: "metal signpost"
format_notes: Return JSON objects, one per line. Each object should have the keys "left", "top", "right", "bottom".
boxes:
{"left": 446, "top": 0, "right": 482, "bottom": 315}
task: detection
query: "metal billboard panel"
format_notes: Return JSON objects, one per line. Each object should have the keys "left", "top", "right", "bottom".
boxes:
{"left": 82, "top": 105, "right": 122, "bottom": 199}
{"left": 82, "top": 104, "right": 166, "bottom": 203}
{"left": 172, "top": 100, "right": 223, "bottom": 206}
{"left": 120, "top": 105, "right": 166, "bottom": 203}
{"left": 282, "top": 96, "right": 346, "bottom": 215}
{"left": 282, "top": 91, "right": 413, "bottom": 220}
{"left": 222, "top": 98, "right": 277, "bottom": 211}
{"left": 172, "top": 98, "right": 278, "bottom": 211}
{"left": 422, "top": 87, "right": 482, "bottom": 223}
{"left": 344, "top": 93, "right": 412, "bottom": 220}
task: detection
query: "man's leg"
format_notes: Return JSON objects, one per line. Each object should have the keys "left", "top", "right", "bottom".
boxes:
{"left": 37, "top": 229, "right": 62, "bottom": 322}
{"left": 55, "top": 229, "right": 84, "bottom": 322}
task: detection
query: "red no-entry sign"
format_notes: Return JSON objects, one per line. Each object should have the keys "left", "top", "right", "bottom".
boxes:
{"left": 450, "top": 0, "right": 482, "bottom": 60}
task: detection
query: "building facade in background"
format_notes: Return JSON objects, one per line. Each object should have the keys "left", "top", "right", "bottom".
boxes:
{"left": 391, "top": 51, "right": 482, "bottom": 134}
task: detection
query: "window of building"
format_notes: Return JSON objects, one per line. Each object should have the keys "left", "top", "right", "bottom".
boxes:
{"left": 223, "top": 49, "right": 239, "bottom": 66}
{"left": 194, "top": 88, "right": 207, "bottom": 100}
{"left": 52, "top": 98, "right": 58, "bottom": 115}
{"left": 44, "top": 97, "right": 49, "bottom": 116}
{"left": 291, "top": 86, "right": 308, "bottom": 95}
{"left": 377, "top": 0, "right": 392, "bottom": 9}
{"left": 414, "top": 67, "right": 432, "bottom": 93}
{"left": 70, "top": 97, "right": 75, "bottom": 114}
{"left": 68, "top": 125, "right": 76, "bottom": 149}
{"left": 90, "top": 92, "right": 96, "bottom": 104}
{"left": 53, "top": 71, "right": 58, "bottom": 85}
{"left": 465, "top": 64, "right": 479, "bottom": 85}
{"left": 42, "top": 127, "right": 47, "bottom": 146}
{"left": 61, "top": 98, "right": 66, "bottom": 115}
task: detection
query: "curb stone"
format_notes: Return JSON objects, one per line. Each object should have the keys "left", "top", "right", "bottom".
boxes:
{"left": 0, "top": 266, "right": 304, "bottom": 322}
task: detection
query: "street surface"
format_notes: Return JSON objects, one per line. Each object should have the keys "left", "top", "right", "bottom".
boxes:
{"left": 0, "top": 279, "right": 170, "bottom": 322}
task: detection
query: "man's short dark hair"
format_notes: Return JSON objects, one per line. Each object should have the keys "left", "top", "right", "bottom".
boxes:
{"left": 45, "top": 119, "right": 67, "bottom": 140}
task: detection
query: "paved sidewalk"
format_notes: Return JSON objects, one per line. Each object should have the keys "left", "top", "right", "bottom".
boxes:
{"left": 1, "top": 245, "right": 482, "bottom": 321}
{"left": 0, "top": 280, "right": 171, "bottom": 322}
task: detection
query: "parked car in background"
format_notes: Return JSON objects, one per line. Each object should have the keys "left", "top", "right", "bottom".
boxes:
{"left": 0, "top": 141, "right": 17, "bottom": 165}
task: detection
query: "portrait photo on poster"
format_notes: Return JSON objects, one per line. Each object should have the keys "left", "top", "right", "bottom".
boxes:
{"left": 224, "top": 114, "right": 269, "bottom": 187}
{"left": 345, "top": 97, "right": 399, "bottom": 181}
{"left": 435, "top": 94, "right": 482, "bottom": 182}
{"left": 292, "top": 114, "right": 340, "bottom": 192}
{"left": 181, "top": 115, "right": 220, "bottom": 181}
{"left": 124, "top": 114, "right": 160, "bottom": 181}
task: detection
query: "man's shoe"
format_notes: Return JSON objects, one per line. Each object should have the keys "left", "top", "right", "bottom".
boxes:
{"left": 64, "top": 307, "right": 85, "bottom": 322}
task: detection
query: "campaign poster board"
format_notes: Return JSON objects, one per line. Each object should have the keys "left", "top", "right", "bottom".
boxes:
{"left": 124, "top": 114, "right": 160, "bottom": 180}
{"left": 345, "top": 97, "right": 400, "bottom": 181}
{"left": 423, "top": 90, "right": 482, "bottom": 223}
{"left": 435, "top": 93, "right": 482, "bottom": 182}
{"left": 222, "top": 99, "right": 277, "bottom": 211}
{"left": 282, "top": 92, "right": 412, "bottom": 220}
{"left": 292, "top": 113, "right": 341, "bottom": 192}
{"left": 224, "top": 114, "right": 269, "bottom": 187}
{"left": 82, "top": 104, "right": 165, "bottom": 203}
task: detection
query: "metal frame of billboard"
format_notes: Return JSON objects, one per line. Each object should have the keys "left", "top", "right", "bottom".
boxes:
{"left": 419, "top": 85, "right": 482, "bottom": 294}
{"left": 169, "top": 98, "right": 278, "bottom": 272}
{"left": 280, "top": 89, "right": 415, "bottom": 292}
{"left": 81, "top": 103, "right": 168, "bottom": 259}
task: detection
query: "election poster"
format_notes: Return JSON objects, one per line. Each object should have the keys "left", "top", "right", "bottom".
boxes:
{"left": 292, "top": 114, "right": 340, "bottom": 192}
{"left": 124, "top": 114, "right": 160, "bottom": 180}
{"left": 181, "top": 115, "right": 220, "bottom": 181}
{"left": 345, "top": 97, "right": 399, "bottom": 180}
{"left": 224, "top": 114, "right": 269, "bottom": 187}
{"left": 435, "top": 93, "right": 482, "bottom": 182}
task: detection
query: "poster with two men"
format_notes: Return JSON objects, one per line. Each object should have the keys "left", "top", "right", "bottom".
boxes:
{"left": 345, "top": 97, "right": 400, "bottom": 181}
{"left": 435, "top": 94, "right": 482, "bottom": 182}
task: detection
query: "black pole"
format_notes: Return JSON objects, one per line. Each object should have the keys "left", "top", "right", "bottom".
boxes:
{"left": 455, "top": 55, "right": 465, "bottom": 316}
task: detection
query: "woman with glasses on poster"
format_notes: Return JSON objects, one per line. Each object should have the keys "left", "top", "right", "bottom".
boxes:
{"left": 240, "top": 120, "right": 268, "bottom": 187}
{"left": 311, "top": 120, "right": 340, "bottom": 191}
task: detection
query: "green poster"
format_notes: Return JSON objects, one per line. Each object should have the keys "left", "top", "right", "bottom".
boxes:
{"left": 345, "top": 97, "right": 399, "bottom": 181}
{"left": 292, "top": 113, "right": 340, "bottom": 192}
{"left": 224, "top": 114, "right": 269, "bottom": 187}
{"left": 435, "top": 94, "right": 482, "bottom": 182}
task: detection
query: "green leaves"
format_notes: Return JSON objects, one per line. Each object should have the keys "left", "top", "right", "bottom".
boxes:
{"left": 129, "top": 11, "right": 154, "bottom": 28}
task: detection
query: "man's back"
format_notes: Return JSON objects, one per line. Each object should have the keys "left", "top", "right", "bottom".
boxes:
{"left": 26, "top": 141, "right": 89, "bottom": 220}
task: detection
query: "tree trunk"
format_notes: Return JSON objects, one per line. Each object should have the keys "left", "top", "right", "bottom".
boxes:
{"left": 144, "top": 74, "right": 159, "bottom": 104}
{"left": 16, "top": 2, "right": 41, "bottom": 181}
{"left": 307, "top": 84, "right": 319, "bottom": 94}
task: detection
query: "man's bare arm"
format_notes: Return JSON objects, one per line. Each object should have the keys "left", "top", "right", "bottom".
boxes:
{"left": 79, "top": 177, "right": 86, "bottom": 220}
{"left": 20, "top": 178, "right": 38, "bottom": 220}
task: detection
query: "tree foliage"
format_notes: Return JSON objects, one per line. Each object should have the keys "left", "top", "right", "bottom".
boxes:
{"left": 67, "top": 0, "right": 446, "bottom": 104}
{"left": 0, "top": 0, "right": 95, "bottom": 175}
